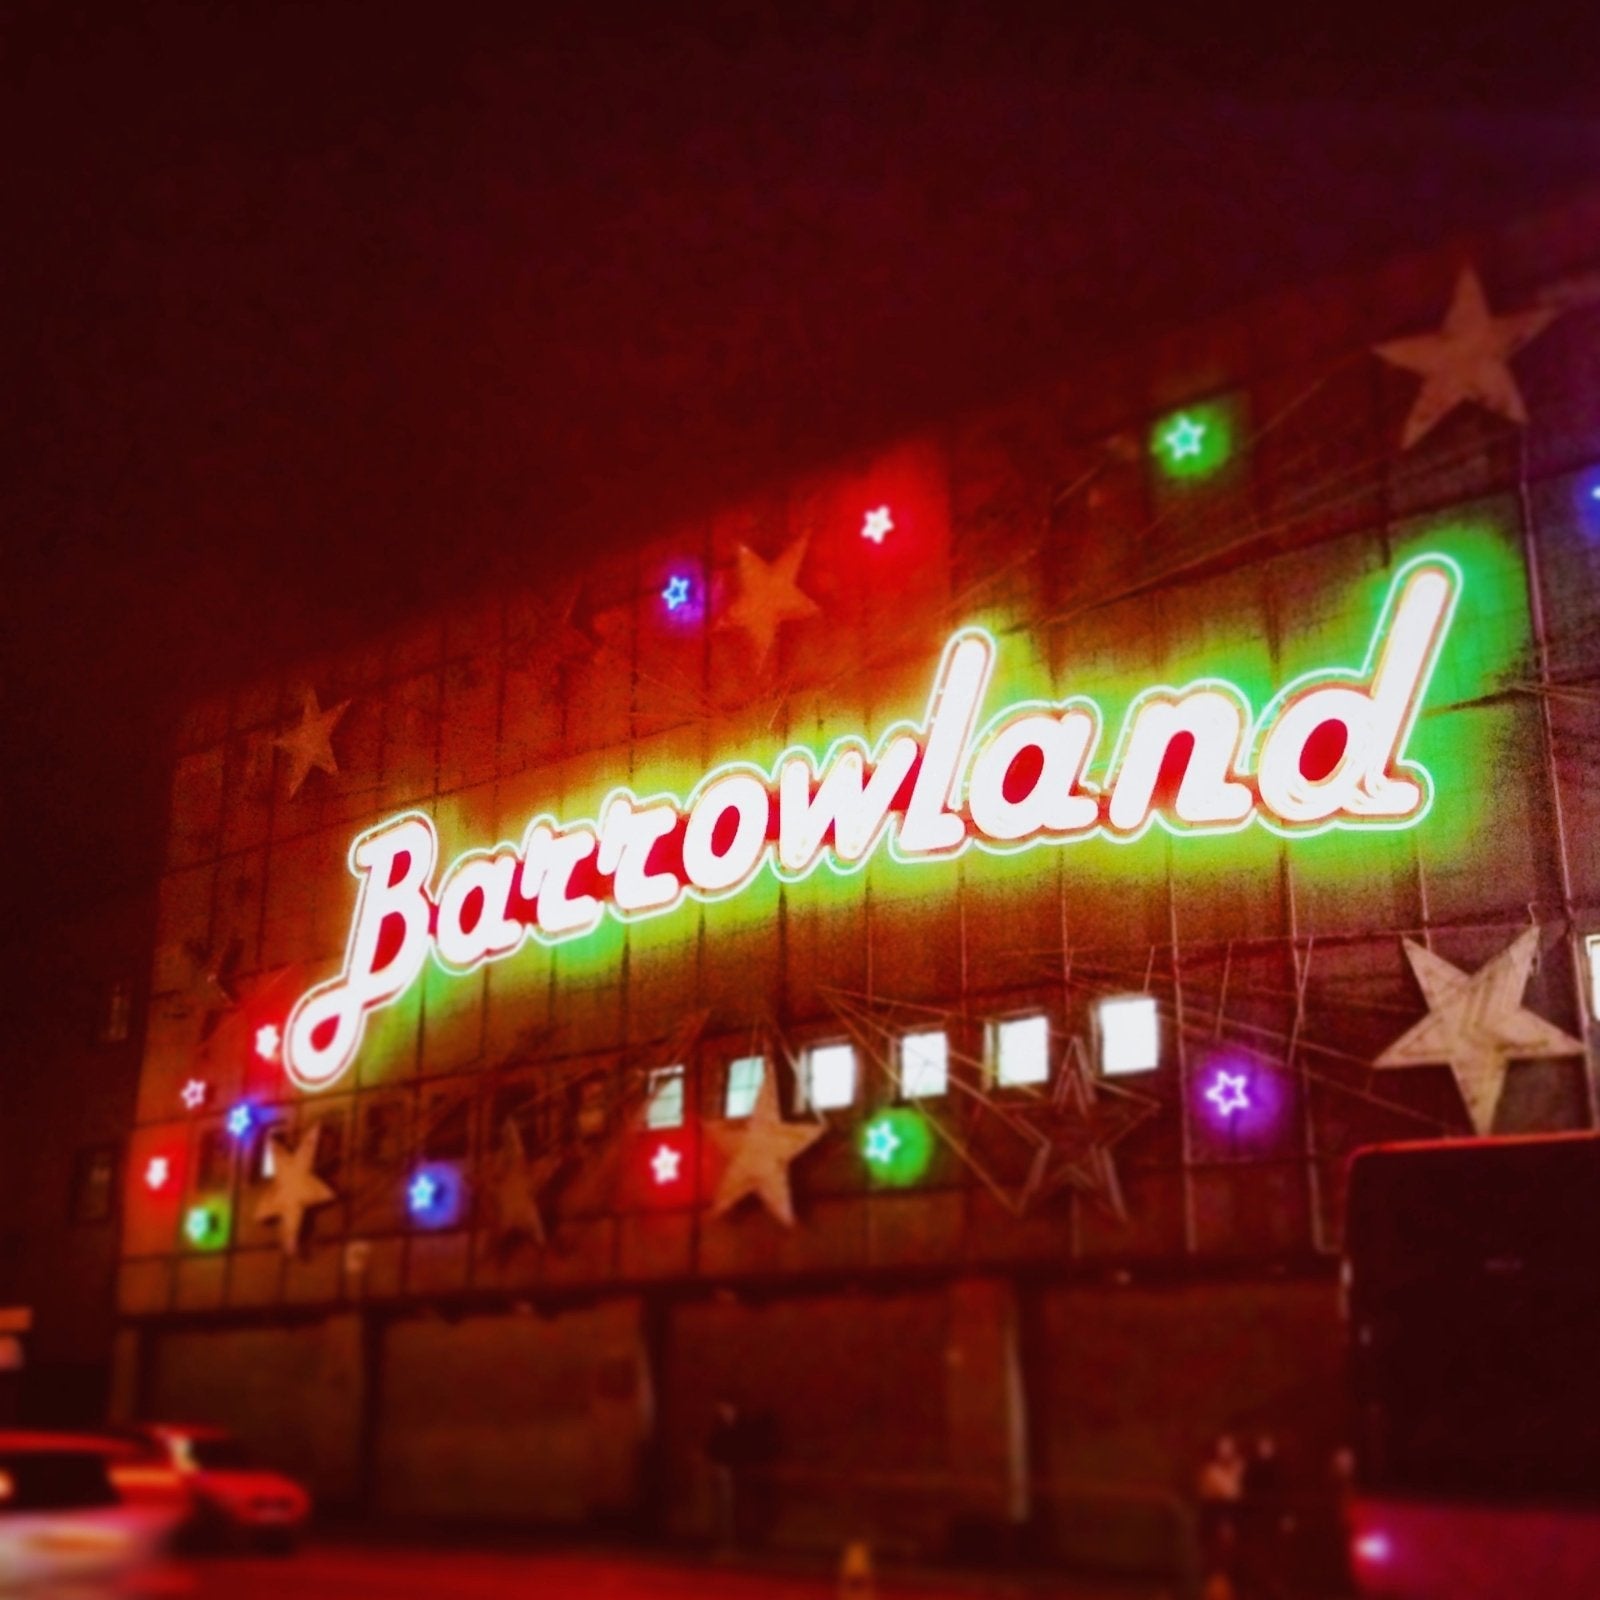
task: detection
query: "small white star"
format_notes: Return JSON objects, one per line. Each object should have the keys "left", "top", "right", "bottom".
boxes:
{"left": 860, "top": 506, "right": 894, "bottom": 544}
{"left": 1163, "top": 416, "right": 1206, "bottom": 461}
{"left": 254, "top": 1023, "right": 281, "bottom": 1061}
{"left": 145, "top": 1156, "right": 171, "bottom": 1192}
{"left": 180, "top": 1079, "right": 209, "bottom": 1112}
{"left": 651, "top": 1143, "right": 683, "bottom": 1186}
{"left": 863, "top": 1120, "right": 902, "bottom": 1164}
{"left": 1205, "top": 1071, "right": 1250, "bottom": 1118}
{"left": 409, "top": 1172, "right": 440, "bottom": 1213}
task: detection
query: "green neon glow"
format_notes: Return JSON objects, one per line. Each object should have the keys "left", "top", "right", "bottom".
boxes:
{"left": 1152, "top": 398, "right": 1235, "bottom": 480}
{"left": 290, "top": 533, "right": 1520, "bottom": 1088}
{"left": 861, "top": 1108, "right": 934, "bottom": 1186}
{"left": 183, "top": 1199, "right": 230, "bottom": 1252}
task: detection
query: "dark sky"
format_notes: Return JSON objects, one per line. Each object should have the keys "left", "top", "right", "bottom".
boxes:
{"left": 5, "top": 2, "right": 1600, "bottom": 911}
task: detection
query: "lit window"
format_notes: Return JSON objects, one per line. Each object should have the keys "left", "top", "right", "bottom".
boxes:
{"left": 646, "top": 1066, "right": 686, "bottom": 1129}
{"left": 993, "top": 1014, "right": 1050, "bottom": 1087}
{"left": 804, "top": 1043, "right": 857, "bottom": 1111}
{"left": 1096, "top": 995, "right": 1160, "bottom": 1076}
{"left": 724, "top": 1055, "right": 766, "bottom": 1119}
{"left": 1588, "top": 934, "right": 1600, "bottom": 1019}
{"left": 899, "top": 1030, "right": 948, "bottom": 1098}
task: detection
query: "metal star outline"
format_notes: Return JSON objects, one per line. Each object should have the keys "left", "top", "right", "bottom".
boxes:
{"left": 718, "top": 537, "right": 821, "bottom": 665}
{"left": 1374, "top": 267, "right": 1560, "bottom": 450}
{"left": 273, "top": 687, "right": 350, "bottom": 799}
{"left": 708, "top": 1066, "right": 825, "bottom": 1228}
{"left": 491, "top": 1117, "right": 564, "bottom": 1250}
{"left": 1375, "top": 927, "right": 1585, "bottom": 1135}
{"left": 253, "top": 1127, "right": 337, "bottom": 1257}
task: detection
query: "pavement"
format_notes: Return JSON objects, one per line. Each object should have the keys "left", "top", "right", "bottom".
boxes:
{"left": 132, "top": 1539, "right": 1178, "bottom": 1599}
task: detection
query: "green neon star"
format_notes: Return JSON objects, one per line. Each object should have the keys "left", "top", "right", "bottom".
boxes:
{"left": 185, "top": 1206, "right": 215, "bottom": 1245}
{"left": 1163, "top": 415, "right": 1207, "bottom": 461}
{"left": 863, "top": 1119, "right": 902, "bottom": 1165}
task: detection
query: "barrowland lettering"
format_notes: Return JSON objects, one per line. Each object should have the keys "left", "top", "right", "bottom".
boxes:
{"left": 285, "top": 555, "right": 1460, "bottom": 1090}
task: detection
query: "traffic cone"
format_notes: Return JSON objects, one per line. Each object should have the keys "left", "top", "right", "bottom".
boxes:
{"left": 838, "top": 1537, "right": 875, "bottom": 1599}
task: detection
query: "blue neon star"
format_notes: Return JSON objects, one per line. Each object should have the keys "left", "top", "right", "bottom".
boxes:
{"left": 408, "top": 1173, "right": 439, "bottom": 1213}
{"left": 226, "top": 1104, "right": 254, "bottom": 1140}
{"left": 662, "top": 575, "right": 692, "bottom": 611}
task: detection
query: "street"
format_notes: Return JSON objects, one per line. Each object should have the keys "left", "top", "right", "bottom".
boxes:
{"left": 136, "top": 1540, "right": 1169, "bottom": 1600}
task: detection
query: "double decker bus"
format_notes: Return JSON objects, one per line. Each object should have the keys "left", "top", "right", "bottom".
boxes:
{"left": 1345, "top": 1134, "right": 1600, "bottom": 1597}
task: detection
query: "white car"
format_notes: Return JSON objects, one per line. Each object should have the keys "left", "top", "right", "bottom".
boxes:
{"left": 0, "top": 1432, "right": 178, "bottom": 1594}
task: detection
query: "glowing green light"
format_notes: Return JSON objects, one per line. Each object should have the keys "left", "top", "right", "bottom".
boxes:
{"left": 860, "top": 1108, "right": 934, "bottom": 1186}
{"left": 184, "top": 1201, "right": 229, "bottom": 1252}
{"left": 1152, "top": 400, "right": 1234, "bottom": 480}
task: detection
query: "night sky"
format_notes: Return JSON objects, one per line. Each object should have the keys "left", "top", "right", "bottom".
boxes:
{"left": 5, "top": 3, "right": 1599, "bottom": 913}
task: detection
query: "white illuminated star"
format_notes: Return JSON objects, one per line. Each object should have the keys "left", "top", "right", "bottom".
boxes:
{"left": 863, "top": 1120, "right": 901, "bottom": 1165}
{"left": 1376, "top": 927, "right": 1585, "bottom": 1135}
{"left": 254, "top": 1023, "right": 281, "bottom": 1061}
{"left": 1374, "top": 267, "right": 1560, "bottom": 450}
{"left": 1163, "top": 416, "right": 1207, "bottom": 461}
{"left": 1204, "top": 1071, "right": 1250, "bottom": 1119}
{"left": 180, "top": 1078, "right": 209, "bottom": 1112}
{"left": 145, "top": 1156, "right": 171, "bottom": 1192}
{"left": 651, "top": 1143, "right": 683, "bottom": 1186}
{"left": 860, "top": 506, "right": 894, "bottom": 544}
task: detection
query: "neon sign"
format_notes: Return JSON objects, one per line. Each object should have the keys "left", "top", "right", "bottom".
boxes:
{"left": 285, "top": 555, "right": 1460, "bottom": 1091}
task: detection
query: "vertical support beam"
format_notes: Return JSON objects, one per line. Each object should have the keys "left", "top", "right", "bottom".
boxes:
{"left": 945, "top": 1277, "right": 1030, "bottom": 1531}
{"left": 1515, "top": 442, "right": 1597, "bottom": 1124}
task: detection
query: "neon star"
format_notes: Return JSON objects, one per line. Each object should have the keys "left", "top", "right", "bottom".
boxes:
{"left": 185, "top": 1207, "right": 215, "bottom": 1245}
{"left": 408, "top": 1173, "right": 439, "bottom": 1213}
{"left": 651, "top": 1143, "right": 683, "bottom": 1186}
{"left": 254, "top": 1023, "right": 281, "bottom": 1061}
{"left": 661, "top": 575, "right": 692, "bottom": 611}
{"left": 226, "top": 1104, "right": 254, "bottom": 1140}
{"left": 1163, "top": 416, "right": 1207, "bottom": 461}
{"left": 863, "top": 1119, "right": 902, "bottom": 1165}
{"left": 180, "top": 1079, "right": 209, "bottom": 1112}
{"left": 145, "top": 1156, "right": 171, "bottom": 1192}
{"left": 1204, "top": 1070, "right": 1250, "bottom": 1119}
{"left": 861, "top": 506, "right": 894, "bottom": 545}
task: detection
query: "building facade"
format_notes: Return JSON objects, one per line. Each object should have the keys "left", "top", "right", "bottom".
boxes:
{"left": 111, "top": 193, "right": 1600, "bottom": 1563}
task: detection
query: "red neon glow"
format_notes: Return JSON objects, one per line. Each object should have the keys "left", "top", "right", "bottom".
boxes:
{"left": 284, "top": 557, "right": 1460, "bottom": 1092}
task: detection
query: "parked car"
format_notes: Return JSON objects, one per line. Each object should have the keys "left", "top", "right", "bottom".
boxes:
{"left": 106, "top": 1424, "right": 311, "bottom": 1551}
{"left": 0, "top": 1432, "right": 179, "bottom": 1593}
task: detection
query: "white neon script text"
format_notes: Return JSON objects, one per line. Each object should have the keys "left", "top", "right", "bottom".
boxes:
{"left": 284, "top": 556, "right": 1459, "bottom": 1089}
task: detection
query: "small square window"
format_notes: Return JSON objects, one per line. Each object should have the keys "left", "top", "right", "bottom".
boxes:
{"left": 1096, "top": 994, "right": 1161, "bottom": 1076}
{"left": 646, "top": 1066, "right": 686, "bottom": 1129}
{"left": 993, "top": 1014, "right": 1050, "bottom": 1087}
{"left": 899, "top": 1030, "right": 948, "bottom": 1098}
{"left": 804, "top": 1043, "right": 857, "bottom": 1111}
{"left": 725, "top": 1055, "right": 766, "bottom": 1119}
{"left": 1587, "top": 934, "right": 1600, "bottom": 1018}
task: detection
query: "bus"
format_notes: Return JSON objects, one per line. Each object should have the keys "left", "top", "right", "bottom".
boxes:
{"left": 1345, "top": 1133, "right": 1600, "bottom": 1597}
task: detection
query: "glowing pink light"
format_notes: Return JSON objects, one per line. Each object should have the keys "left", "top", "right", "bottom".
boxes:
{"left": 1353, "top": 1531, "right": 1392, "bottom": 1565}
{"left": 860, "top": 506, "right": 894, "bottom": 544}
{"left": 179, "top": 1079, "right": 209, "bottom": 1112}
{"left": 1204, "top": 1069, "right": 1250, "bottom": 1118}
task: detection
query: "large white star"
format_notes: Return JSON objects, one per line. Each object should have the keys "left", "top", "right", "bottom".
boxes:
{"left": 708, "top": 1066, "right": 824, "bottom": 1228}
{"left": 253, "top": 1127, "right": 337, "bottom": 1257}
{"left": 1374, "top": 267, "right": 1560, "bottom": 450}
{"left": 1376, "top": 927, "right": 1586, "bottom": 1135}
{"left": 273, "top": 687, "right": 350, "bottom": 799}
{"left": 718, "top": 537, "right": 820, "bottom": 665}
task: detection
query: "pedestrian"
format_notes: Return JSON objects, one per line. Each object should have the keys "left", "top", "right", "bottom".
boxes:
{"left": 1196, "top": 1433, "right": 1245, "bottom": 1575}
{"left": 706, "top": 1398, "right": 744, "bottom": 1553}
